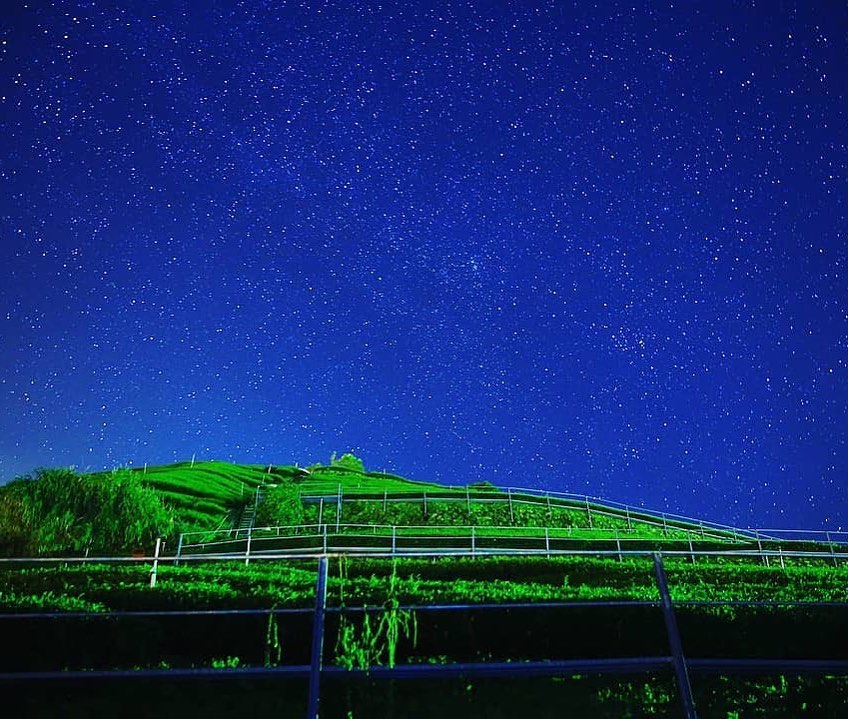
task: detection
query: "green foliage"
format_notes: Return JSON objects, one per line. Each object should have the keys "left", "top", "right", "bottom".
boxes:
{"left": 334, "top": 559, "right": 417, "bottom": 670}
{"left": 256, "top": 481, "right": 305, "bottom": 527}
{"left": 0, "top": 468, "right": 173, "bottom": 556}
{"left": 330, "top": 452, "right": 366, "bottom": 473}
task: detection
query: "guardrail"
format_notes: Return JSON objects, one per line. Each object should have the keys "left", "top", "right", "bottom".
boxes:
{"left": 174, "top": 523, "right": 848, "bottom": 568}
{"left": 2, "top": 552, "right": 847, "bottom": 719}
{"left": 292, "top": 481, "right": 779, "bottom": 539}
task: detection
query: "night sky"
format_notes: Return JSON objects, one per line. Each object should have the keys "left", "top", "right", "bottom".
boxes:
{"left": 2, "top": 2, "right": 847, "bottom": 530}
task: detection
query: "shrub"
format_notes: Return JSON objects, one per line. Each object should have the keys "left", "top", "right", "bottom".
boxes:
{"left": 256, "top": 481, "right": 305, "bottom": 527}
{"left": 0, "top": 468, "right": 173, "bottom": 555}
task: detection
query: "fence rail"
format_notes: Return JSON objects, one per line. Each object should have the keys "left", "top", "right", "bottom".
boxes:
{"left": 173, "top": 521, "right": 848, "bottom": 568}
{"left": 2, "top": 552, "right": 847, "bottom": 719}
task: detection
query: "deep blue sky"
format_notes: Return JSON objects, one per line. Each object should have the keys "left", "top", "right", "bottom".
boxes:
{"left": 2, "top": 1, "right": 846, "bottom": 530}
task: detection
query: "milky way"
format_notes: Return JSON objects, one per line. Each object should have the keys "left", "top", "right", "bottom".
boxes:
{"left": 2, "top": 2, "right": 847, "bottom": 529}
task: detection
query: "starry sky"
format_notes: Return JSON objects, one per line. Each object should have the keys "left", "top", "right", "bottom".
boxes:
{"left": 2, "top": 1, "right": 846, "bottom": 530}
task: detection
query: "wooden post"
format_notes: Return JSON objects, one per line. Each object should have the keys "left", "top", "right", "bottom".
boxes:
{"left": 149, "top": 537, "right": 162, "bottom": 588}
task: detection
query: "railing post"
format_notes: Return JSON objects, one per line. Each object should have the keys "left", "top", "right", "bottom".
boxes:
{"left": 175, "top": 533, "right": 184, "bottom": 567}
{"left": 545, "top": 527, "right": 550, "bottom": 557}
{"left": 307, "top": 556, "right": 329, "bottom": 719}
{"left": 653, "top": 553, "right": 698, "bottom": 719}
{"left": 616, "top": 529, "right": 622, "bottom": 562}
{"left": 392, "top": 525, "right": 397, "bottom": 556}
{"left": 318, "top": 497, "right": 324, "bottom": 525}
{"left": 546, "top": 492, "right": 552, "bottom": 520}
{"left": 466, "top": 487, "right": 471, "bottom": 517}
{"left": 625, "top": 506, "right": 632, "bottom": 532}
{"left": 383, "top": 490, "right": 388, "bottom": 512}
{"left": 585, "top": 497, "right": 593, "bottom": 529}
{"left": 323, "top": 523, "right": 328, "bottom": 554}
{"left": 662, "top": 513, "right": 668, "bottom": 537}
{"left": 507, "top": 488, "right": 514, "bottom": 524}
{"left": 688, "top": 536, "right": 695, "bottom": 565}
{"left": 423, "top": 491, "right": 428, "bottom": 519}
{"left": 754, "top": 529, "right": 769, "bottom": 567}
{"left": 827, "top": 532, "right": 838, "bottom": 567}
{"left": 245, "top": 526, "right": 252, "bottom": 565}
{"left": 471, "top": 526, "right": 476, "bottom": 556}
{"left": 336, "top": 485, "right": 342, "bottom": 532}
{"left": 149, "top": 537, "right": 162, "bottom": 588}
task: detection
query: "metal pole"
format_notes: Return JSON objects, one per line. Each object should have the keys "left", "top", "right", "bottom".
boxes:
{"left": 653, "top": 553, "right": 698, "bottom": 719}
{"left": 688, "top": 536, "right": 695, "bottom": 565}
{"left": 245, "top": 526, "right": 252, "bottom": 566}
{"left": 755, "top": 529, "right": 769, "bottom": 567}
{"left": 423, "top": 492, "right": 428, "bottom": 519}
{"left": 149, "top": 537, "right": 162, "bottom": 588}
{"left": 307, "top": 556, "right": 329, "bottom": 719}
{"left": 625, "top": 506, "right": 632, "bottom": 532}
{"left": 546, "top": 493, "right": 552, "bottom": 520}
{"left": 508, "top": 488, "right": 514, "bottom": 524}
{"left": 616, "top": 530, "right": 622, "bottom": 562}
{"left": 392, "top": 525, "right": 397, "bottom": 556}
{"left": 662, "top": 513, "right": 668, "bottom": 537}
{"left": 827, "top": 532, "right": 838, "bottom": 567}
{"left": 323, "top": 523, "right": 328, "bottom": 554}
{"left": 318, "top": 498, "right": 324, "bottom": 525}
{"left": 336, "top": 485, "right": 342, "bottom": 532}
{"left": 175, "top": 533, "right": 184, "bottom": 567}
{"left": 585, "top": 498, "right": 593, "bottom": 529}
{"left": 471, "top": 526, "right": 476, "bottom": 556}
{"left": 383, "top": 490, "right": 388, "bottom": 512}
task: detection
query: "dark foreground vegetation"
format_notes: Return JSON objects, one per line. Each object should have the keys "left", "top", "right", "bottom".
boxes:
{"left": 1, "top": 456, "right": 846, "bottom": 717}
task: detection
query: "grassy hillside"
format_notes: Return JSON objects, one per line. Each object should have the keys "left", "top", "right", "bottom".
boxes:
{"left": 1, "top": 456, "right": 846, "bottom": 717}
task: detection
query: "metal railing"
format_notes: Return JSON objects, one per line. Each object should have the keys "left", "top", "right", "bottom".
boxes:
{"left": 2, "top": 552, "right": 847, "bottom": 719}
{"left": 174, "top": 521, "right": 848, "bottom": 567}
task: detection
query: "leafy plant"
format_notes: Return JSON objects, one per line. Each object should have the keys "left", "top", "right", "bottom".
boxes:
{"left": 334, "top": 559, "right": 418, "bottom": 670}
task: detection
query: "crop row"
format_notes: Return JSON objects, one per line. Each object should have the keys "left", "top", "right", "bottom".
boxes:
{"left": 1, "top": 555, "right": 845, "bottom": 613}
